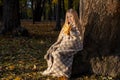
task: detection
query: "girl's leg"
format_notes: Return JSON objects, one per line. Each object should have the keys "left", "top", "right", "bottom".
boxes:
{"left": 42, "top": 54, "right": 53, "bottom": 75}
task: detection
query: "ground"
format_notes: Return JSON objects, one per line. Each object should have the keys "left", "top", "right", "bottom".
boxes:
{"left": 0, "top": 21, "right": 115, "bottom": 80}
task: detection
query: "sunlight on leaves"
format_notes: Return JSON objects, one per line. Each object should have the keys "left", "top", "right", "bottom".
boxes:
{"left": 14, "top": 76, "right": 21, "bottom": 80}
{"left": 8, "top": 65, "right": 15, "bottom": 71}
{"left": 0, "top": 22, "right": 118, "bottom": 80}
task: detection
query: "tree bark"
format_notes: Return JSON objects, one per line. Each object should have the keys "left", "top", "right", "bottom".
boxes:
{"left": 72, "top": 0, "right": 120, "bottom": 78}
{"left": 0, "top": 0, "right": 28, "bottom": 36}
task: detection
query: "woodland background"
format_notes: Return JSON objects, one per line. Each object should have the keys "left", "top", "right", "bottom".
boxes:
{"left": 0, "top": 0, "right": 120, "bottom": 80}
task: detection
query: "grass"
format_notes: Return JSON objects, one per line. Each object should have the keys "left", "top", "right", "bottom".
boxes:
{"left": 0, "top": 21, "right": 116, "bottom": 80}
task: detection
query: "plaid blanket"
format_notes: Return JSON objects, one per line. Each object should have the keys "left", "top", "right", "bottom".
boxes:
{"left": 42, "top": 26, "right": 83, "bottom": 78}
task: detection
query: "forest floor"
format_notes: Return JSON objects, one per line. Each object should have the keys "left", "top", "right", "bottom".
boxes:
{"left": 0, "top": 21, "right": 115, "bottom": 80}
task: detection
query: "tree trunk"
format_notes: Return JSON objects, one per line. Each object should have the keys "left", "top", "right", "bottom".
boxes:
{"left": 53, "top": 3, "right": 56, "bottom": 21}
{"left": 68, "top": 0, "right": 73, "bottom": 9}
{"left": 0, "top": 5, "right": 3, "bottom": 28}
{"left": 72, "top": 0, "right": 120, "bottom": 78}
{"left": 61, "top": 0, "right": 65, "bottom": 20}
{"left": 0, "top": 0, "right": 28, "bottom": 36}
{"left": 33, "top": 0, "right": 46, "bottom": 22}
{"left": 31, "top": 0, "right": 35, "bottom": 24}
{"left": 48, "top": 0, "right": 53, "bottom": 21}
{"left": 0, "top": 5, "right": 2, "bottom": 21}
{"left": 55, "top": 0, "right": 61, "bottom": 31}
{"left": 34, "top": 0, "right": 42, "bottom": 22}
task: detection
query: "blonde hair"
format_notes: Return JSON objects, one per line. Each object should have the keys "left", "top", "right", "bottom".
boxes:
{"left": 58, "top": 9, "right": 84, "bottom": 41}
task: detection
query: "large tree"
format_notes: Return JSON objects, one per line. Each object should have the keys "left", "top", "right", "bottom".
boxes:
{"left": 72, "top": 0, "right": 120, "bottom": 78}
{"left": 0, "top": 0, "right": 28, "bottom": 36}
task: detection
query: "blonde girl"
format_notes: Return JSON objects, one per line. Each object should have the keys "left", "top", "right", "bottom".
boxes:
{"left": 42, "top": 9, "right": 84, "bottom": 80}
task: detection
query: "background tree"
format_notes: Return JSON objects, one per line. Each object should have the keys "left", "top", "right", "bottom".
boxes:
{"left": 55, "top": 0, "right": 61, "bottom": 31}
{"left": 48, "top": 0, "right": 53, "bottom": 21}
{"left": 0, "top": 0, "right": 28, "bottom": 36}
{"left": 72, "top": 0, "right": 120, "bottom": 78}
{"left": 33, "top": 0, "right": 46, "bottom": 22}
{"left": 0, "top": 0, "right": 3, "bottom": 22}
{"left": 19, "top": 0, "right": 28, "bottom": 19}
{"left": 52, "top": 1, "right": 57, "bottom": 21}
{"left": 68, "top": 0, "right": 73, "bottom": 9}
{"left": 61, "top": 0, "right": 65, "bottom": 20}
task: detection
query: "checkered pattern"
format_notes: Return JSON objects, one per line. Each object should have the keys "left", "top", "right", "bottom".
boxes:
{"left": 43, "top": 26, "right": 83, "bottom": 78}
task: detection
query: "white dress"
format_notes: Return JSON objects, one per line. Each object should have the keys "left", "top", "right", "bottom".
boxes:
{"left": 42, "top": 25, "right": 83, "bottom": 78}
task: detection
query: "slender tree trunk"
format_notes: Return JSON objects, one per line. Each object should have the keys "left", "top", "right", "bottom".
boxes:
{"left": 72, "top": 0, "right": 120, "bottom": 78}
{"left": 0, "top": 5, "right": 2, "bottom": 28}
{"left": 53, "top": 3, "right": 56, "bottom": 21}
{"left": 31, "top": 0, "right": 35, "bottom": 24}
{"left": 0, "top": 0, "right": 28, "bottom": 36}
{"left": 34, "top": 0, "right": 42, "bottom": 21}
{"left": 68, "top": 0, "right": 73, "bottom": 9}
{"left": 34, "top": 0, "right": 46, "bottom": 22}
{"left": 55, "top": 0, "right": 61, "bottom": 31}
{"left": 61, "top": 0, "right": 65, "bottom": 20}
{"left": 0, "top": 5, "right": 2, "bottom": 21}
{"left": 43, "top": 6, "right": 46, "bottom": 21}
{"left": 48, "top": 0, "right": 52, "bottom": 21}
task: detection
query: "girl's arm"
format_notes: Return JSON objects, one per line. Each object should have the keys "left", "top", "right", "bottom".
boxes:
{"left": 44, "top": 27, "right": 64, "bottom": 59}
{"left": 46, "top": 26, "right": 64, "bottom": 53}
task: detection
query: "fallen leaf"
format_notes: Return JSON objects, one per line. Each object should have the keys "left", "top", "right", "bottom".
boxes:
{"left": 32, "top": 65, "right": 37, "bottom": 70}
{"left": 9, "top": 65, "right": 15, "bottom": 70}
{"left": 14, "top": 76, "right": 21, "bottom": 80}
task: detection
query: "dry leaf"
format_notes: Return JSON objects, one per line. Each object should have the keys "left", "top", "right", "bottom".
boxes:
{"left": 32, "top": 65, "right": 37, "bottom": 70}
{"left": 9, "top": 65, "right": 15, "bottom": 70}
{"left": 14, "top": 76, "right": 21, "bottom": 80}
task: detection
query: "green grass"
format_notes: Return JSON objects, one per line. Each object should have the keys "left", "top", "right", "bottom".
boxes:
{"left": 0, "top": 21, "right": 115, "bottom": 80}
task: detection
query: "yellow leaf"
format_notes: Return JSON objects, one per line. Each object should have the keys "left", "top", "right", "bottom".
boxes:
{"left": 14, "top": 76, "right": 21, "bottom": 80}
{"left": 9, "top": 65, "right": 15, "bottom": 70}
{"left": 18, "top": 61, "right": 24, "bottom": 64}
{"left": 63, "top": 24, "right": 71, "bottom": 35}
{"left": 7, "top": 75, "right": 13, "bottom": 79}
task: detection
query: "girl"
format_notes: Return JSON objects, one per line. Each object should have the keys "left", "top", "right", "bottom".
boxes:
{"left": 42, "top": 9, "right": 84, "bottom": 80}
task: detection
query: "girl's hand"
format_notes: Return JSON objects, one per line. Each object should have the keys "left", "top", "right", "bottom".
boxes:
{"left": 68, "top": 22, "right": 75, "bottom": 27}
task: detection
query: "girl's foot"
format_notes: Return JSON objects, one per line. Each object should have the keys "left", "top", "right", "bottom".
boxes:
{"left": 41, "top": 70, "right": 51, "bottom": 76}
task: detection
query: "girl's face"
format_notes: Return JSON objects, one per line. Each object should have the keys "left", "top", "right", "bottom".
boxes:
{"left": 66, "top": 13, "right": 74, "bottom": 24}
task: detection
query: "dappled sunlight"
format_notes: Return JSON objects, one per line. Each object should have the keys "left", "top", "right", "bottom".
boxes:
{"left": 0, "top": 22, "right": 117, "bottom": 80}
